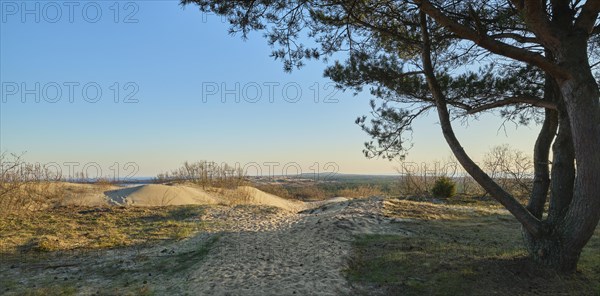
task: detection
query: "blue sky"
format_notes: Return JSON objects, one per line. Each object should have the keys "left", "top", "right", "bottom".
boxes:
{"left": 0, "top": 1, "right": 540, "bottom": 178}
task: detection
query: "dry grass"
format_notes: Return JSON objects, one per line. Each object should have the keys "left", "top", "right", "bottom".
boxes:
{"left": 208, "top": 186, "right": 254, "bottom": 205}
{"left": 382, "top": 198, "right": 508, "bottom": 220}
{"left": 346, "top": 197, "right": 600, "bottom": 295}
{"left": 254, "top": 184, "right": 296, "bottom": 199}
{"left": 0, "top": 182, "right": 67, "bottom": 214}
{"left": 338, "top": 185, "right": 385, "bottom": 198}
{"left": 0, "top": 205, "right": 219, "bottom": 255}
{"left": 256, "top": 183, "right": 386, "bottom": 201}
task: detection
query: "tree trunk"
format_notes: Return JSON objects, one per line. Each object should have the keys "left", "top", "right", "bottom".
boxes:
{"left": 523, "top": 33, "right": 600, "bottom": 273}
{"left": 557, "top": 35, "right": 600, "bottom": 270}
{"left": 522, "top": 228, "right": 581, "bottom": 272}
{"left": 547, "top": 110, "right": 575, "bottom": 224}
{"left": 523, "top": 114, "right": 577, "bottom": 270}
{"left": 527, "top": 76, "right": 559, "bottom": 219}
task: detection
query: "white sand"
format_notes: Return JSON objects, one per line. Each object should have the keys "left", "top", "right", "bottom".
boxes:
{"left": 184, "top": 197, "right": 397, "bottom": 295}
{"left": 104, "top": 184, "right": 222, "bottom": 207}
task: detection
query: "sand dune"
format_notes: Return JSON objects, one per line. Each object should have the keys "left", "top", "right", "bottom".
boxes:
{"left": 60, "top": 183, "right": 347, "bottom": 212}
{"left": 59, "top": 182, "right": 119, "bottom": 207}
{"left": 234, "top": 186, "right": 307, "bottom": 211}
{"left": 104, "top": 184, "right": 221, "bottom": 207}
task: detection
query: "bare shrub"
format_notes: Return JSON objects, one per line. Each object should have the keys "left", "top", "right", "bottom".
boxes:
{"left": 455, "top": 174, "right": 487, "bottom": 197}
{"left": 483, "top": 144, "right": 534, "bottom": 199}
{"left": 396, "top": 161, "right": 455, "bottom": 197}
{"left": 0, "top": 152, "right": 65, "bottom": 214}
{"left": 156, "top": 161, "right": 246, "bottom": 189}
{"left": 394, "top": 156, "right": 491, "bottom": 198}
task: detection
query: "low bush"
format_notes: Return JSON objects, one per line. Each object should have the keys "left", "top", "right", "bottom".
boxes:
{"left": 431, "top": 177, "right": 456, "bottom": 198}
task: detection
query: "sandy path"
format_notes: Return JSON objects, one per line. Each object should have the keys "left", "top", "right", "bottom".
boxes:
{"left": 182, "top": 197, "right": 398, "bottom": 296}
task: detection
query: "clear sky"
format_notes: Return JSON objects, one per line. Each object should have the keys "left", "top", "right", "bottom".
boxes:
{"left": 0, "top": 1, "right": 541, "bottom": 179}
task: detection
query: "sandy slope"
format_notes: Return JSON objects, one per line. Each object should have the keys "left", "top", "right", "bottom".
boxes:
{"left": 58, "top": 182, "right": 120, "bottom": 207}
{"left": 234, "top": 186, "right": 307, "bottom": 211}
